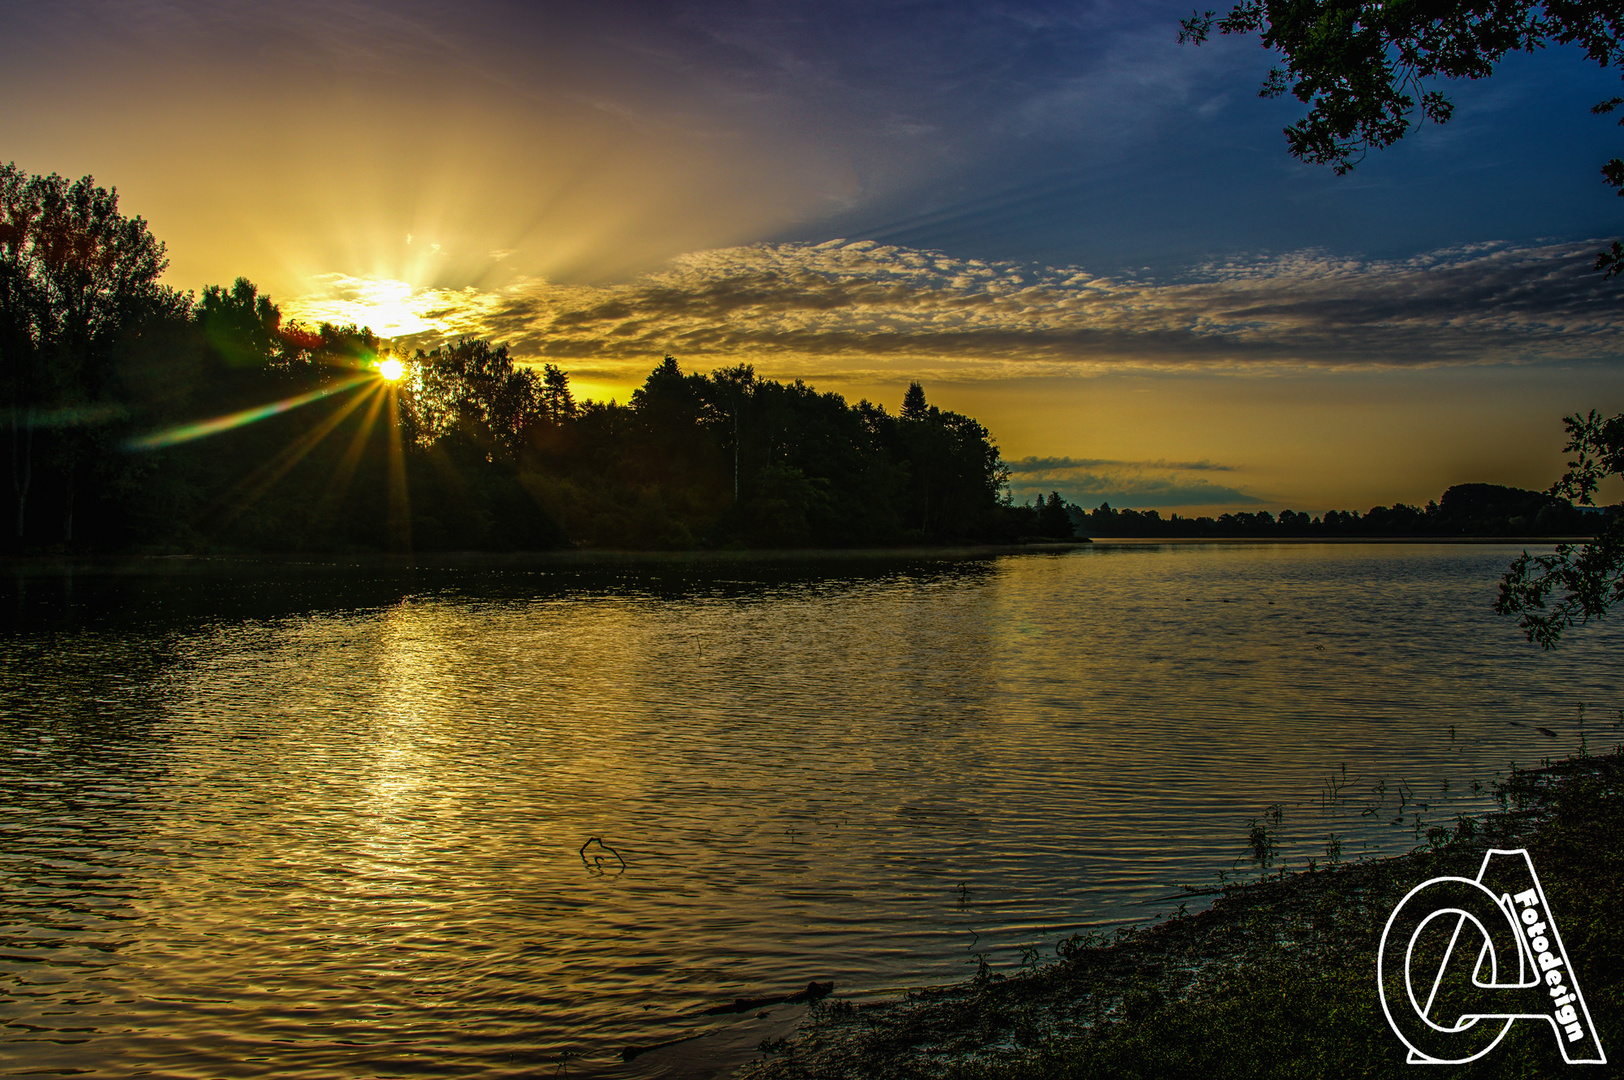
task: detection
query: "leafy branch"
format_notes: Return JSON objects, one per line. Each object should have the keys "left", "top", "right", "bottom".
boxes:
{"left": 1496, "top": 410, "right": 1624, "bottom": 648}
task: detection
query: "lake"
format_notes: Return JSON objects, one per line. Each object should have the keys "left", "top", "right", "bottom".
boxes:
{"left": 3, "top": 544, "right": 1621, "bottom": 1078}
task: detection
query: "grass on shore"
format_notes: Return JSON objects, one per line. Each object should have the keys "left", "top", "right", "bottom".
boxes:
{"left": 745, "top": 748, "right": 1624, "bottom": 1080}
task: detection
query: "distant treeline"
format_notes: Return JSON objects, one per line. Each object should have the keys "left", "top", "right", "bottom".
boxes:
{"left": 1075, "top": 483, "right": 1608, "bottom": 538}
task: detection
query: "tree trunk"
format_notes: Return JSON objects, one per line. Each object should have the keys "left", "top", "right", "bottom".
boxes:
{"left": 61, "top": 456, "right": 75, "bottom": 544}
{"left": 10, "top": 406, "right": 32, "bottom": 542}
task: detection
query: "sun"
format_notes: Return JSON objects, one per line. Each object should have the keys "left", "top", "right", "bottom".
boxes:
{"left": 377, "top": 357, "right": 405, "bottom": 382}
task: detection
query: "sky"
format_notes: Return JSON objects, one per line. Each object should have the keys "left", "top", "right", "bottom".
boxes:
{"left": 3, "top": 0, "right": 1622, "bottom": 514}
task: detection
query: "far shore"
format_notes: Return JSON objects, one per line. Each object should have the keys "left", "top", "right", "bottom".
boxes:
{"left": 0, "top": 535, "right": 1599, "bottom": 573}
{"left": 1086, "top": 534, "right": 1597, "bottom": 545}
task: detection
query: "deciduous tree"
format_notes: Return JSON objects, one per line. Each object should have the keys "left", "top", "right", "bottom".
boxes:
{"left": 0, "top": 163, "right": 181, "bottom": 544}
{"left": 1497, "top": 410, "right": 1624, "bottom": 646}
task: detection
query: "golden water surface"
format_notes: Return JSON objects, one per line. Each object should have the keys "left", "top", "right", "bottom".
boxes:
{"left": 2, "top": 545, "right": 1620, "bottom": 1077}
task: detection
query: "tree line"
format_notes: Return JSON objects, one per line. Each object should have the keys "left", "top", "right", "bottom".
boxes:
{"left": 1, "top": 164, "right": 1066, "bottom": 553}
{"left": 1075, "top": 483, "right": 1606, "bottom": 539}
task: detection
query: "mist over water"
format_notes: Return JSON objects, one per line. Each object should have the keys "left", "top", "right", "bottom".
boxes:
{"left": 4, "top": 545, "right": 1621, "bottom": 1078}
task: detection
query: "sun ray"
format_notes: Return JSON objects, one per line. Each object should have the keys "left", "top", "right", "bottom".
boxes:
{"left": 317, "top": 386, "right": 391, "bottom": 523}
{"left": 385, "top": 388, "right": 411, "bottom": 552}
{"left": 206, "top": 382, "right": 383, "bottom": 533}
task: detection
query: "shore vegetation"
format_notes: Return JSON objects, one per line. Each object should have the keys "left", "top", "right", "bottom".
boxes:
{"left": 743, "top": 748, "right": 1624, "bottom": 1079}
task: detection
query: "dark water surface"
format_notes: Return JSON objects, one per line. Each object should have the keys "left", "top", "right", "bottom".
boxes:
{"left": 3, "top": 545, "right": 1621, "bottom": 1077}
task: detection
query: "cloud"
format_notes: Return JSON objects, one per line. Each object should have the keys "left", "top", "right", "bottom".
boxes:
{"left": 285, "top": 274, "right": 497, "bottom": 340}
{"left": 1007, "top": 456, "right": 1235, "bottom": 473}
{"left": 1011, "top": 476, "right": 1265, "bottom": 510}
{"left": 282, "top": 237, "right": 1624, "bottom": 383}
{"left": 1004, "top": 454, "right": 1263, "bottom": 510}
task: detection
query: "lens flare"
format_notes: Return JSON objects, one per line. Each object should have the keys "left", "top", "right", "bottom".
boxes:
{"left": 122, "top": 375, "right": 370, "bottom": 451}
{"left": 378, "top": 358, "right": 405, "bottom": 382}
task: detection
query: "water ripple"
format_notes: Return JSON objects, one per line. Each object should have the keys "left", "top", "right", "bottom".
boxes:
{"left": 2, "top": 545, "right": 1621, "bottom": 1076}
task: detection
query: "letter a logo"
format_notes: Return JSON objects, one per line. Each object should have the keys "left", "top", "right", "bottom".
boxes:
{"left": 1377, "top": 848, "right": 1605, "bottom": 1064}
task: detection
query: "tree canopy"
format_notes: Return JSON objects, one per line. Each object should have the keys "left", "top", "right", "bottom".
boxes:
{"left": 1180, "top": 1, "right": 1624, "bottom": 272}
{"left": 0, "top": 164, "right": 186, "bottom": 542}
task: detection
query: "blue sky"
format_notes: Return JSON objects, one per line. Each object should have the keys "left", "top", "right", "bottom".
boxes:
{"left": 3, "top": 0, "right": 1621, "bottom": 511}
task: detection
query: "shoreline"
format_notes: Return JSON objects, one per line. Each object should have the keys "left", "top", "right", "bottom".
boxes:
{"left": 0, "top": 535, "right": 1594, "bottom": 574}
{"left": 0, "top": 541, "right": 1091, "bottom": 573}
{"left": 1086, "top": 534, "right": 1597, "bottom": 545}
{"left": 737, "top": 751, "right": 1624, "bottom": 1079}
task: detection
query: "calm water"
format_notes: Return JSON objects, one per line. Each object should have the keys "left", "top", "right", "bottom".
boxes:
{"left": 3, "top": 545, "right": 1622, "bottom": 1078}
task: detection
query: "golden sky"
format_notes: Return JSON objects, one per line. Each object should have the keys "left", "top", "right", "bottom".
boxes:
{"left": 4, "top": 0, "right": 1621, "bottom": 512}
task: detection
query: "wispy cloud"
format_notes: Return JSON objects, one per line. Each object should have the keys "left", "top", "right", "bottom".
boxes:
{"left": 283, "top": 237, "right": 1624, "bottom": 382}
{"left": 1019, "top": 476, "right": 1265, "bottom": 510}
{"left": 1007, "top": 456, "right": 1236, "bottom": 473}
{"left": 1004, "top": 454, "right": 1263, "bottom": 510}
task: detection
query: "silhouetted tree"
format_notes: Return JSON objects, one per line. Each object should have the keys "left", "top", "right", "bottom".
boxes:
{"left": 0, "top": 163, "right": 183, "bottom": 546}
{"left": 412, "top": 338, "right": 540, "bottom": 461}
{"left": 708, "top": 362, "right": 757, "bottom": 503}
{"left": 197, "top": 278, "right": 278, "bottom": 370}
{"left": 1038, "top": 491, "right": 1075, "bottom": 538}
{"left": 891, "top": 389, "right": 1008, "bottom": 541}
{"left": 901, "top": 381, "right": 928, "bottom": 421}
{"left": 540, "top": 363, "right": 575, "bottom": 421}
{"left": 1498, "top": 410, "right": 1624, "bottom": 646}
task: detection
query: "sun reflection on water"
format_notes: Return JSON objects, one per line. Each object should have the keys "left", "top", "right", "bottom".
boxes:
{"left": 5, "top": 548, "right": 1624, "bottom": 1076}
